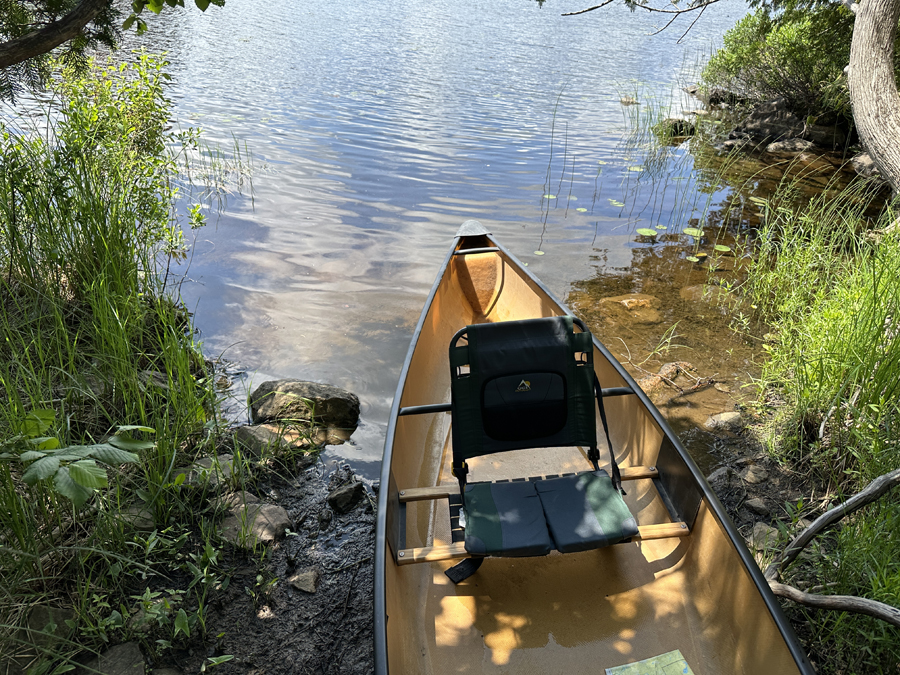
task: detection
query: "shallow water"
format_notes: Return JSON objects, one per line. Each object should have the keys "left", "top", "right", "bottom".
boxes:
{"left": 130, "top": 0, "right": 790, "bottom": 476}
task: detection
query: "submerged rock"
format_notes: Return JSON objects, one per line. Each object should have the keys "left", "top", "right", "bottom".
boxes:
{"left": 597, "top": 293, "right": 662, "bottom": 325}
{"left": 705, "top": 411, "right": 742, "bottom": 432}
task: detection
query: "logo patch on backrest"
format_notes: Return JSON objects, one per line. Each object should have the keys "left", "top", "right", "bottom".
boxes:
{"left": 515, "top": 379, "right": 531, "bottom": 392}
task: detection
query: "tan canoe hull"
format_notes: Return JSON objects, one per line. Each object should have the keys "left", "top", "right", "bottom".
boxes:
{"left": 374, "top": 224, "right": 813, "bottom": 674}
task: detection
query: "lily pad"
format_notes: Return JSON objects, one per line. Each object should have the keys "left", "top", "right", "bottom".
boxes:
{"left": 608, "top": 199, "right": 625, "bottom": 207}
{"left": 597, "top": 160, "right": 608, "bottom": 165}
{"left": 683, "top": 227, "right": 704, "bottom": 237}
{"left": 534, "top": 250, "right": 545, "bottom": 256}
{"left": 543, "top": 194, "right": 557, "bottom": 199}
{"left": 655, "top": 225, "right": 667, "bottom": 230}
{"left": 695, "top": 251, "right": 708, "bottom": 259}
{"left": 686, "top": 256, "right": 700, "bottom": 263}
{"left": 714, "top": 244, "right": 732, "bottom": 253}
{"left": 636, "top": 228, "right": 658, "bottom": 237}
{"left": 628, "top": 166, "right": 644, "bottom": 172}
{"left": 576, "top": 207, "right": 588, "bottom": 212}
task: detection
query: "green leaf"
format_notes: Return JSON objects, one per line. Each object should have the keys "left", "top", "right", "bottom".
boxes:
{"left": 543, "top": 194, "right": 556, "bottom": 199}
{"left": 22, "top": 409, "right": 55, "bottom": 437}
{"left": 685, "top": 256, "right": 700, "bottom": 263}
{"left": 22, "top": 456, "right": 60, "bottom": 485}
{"left": 116, "top": 426, "right": 156, "bottom": 434}
{"left": 20, "top": 450, "right": 47, "bottom": 462}
{"left": 195, "top": 0, "right": 211, "bottom": 9}
{"left": 714, "top": 244, "right": 732, "bottom": 252}
{"left": 68, "top": 460, "right": 109, "bottom": 489}
{"left": 174, "top": 608, "right": 190, "bottom": 638}
{"left": 122, "top": 14, "right": 136, "bottom": 30}
{"left": 88, "top": 445, "right": 140, "bottom": 465}
{"left": 636, "top": 228, "right": 657, "bottom": 237}
{"left": 28, "top": 436, "right": 60, "bottom": 450}
{"left": 533, "top": 250, "right": 545, "bottom": 256}
{"left": 54, "top": 467, "right": 94, "bottom": 508}
{"left": 576, "top": 207, "right": 588, "bottom": 212}
{"left": 109, "top": 436, "right": 156, "bottom": 452}
{"left": 147, "top": 0, "right": 164, "bottom": 14}
{"left": 683, "top": 227, "right": 704, "bottom": 237}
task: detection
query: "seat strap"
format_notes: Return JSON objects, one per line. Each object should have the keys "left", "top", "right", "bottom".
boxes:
{"left": 593, "top": 374, "right": 624, "bottom": 494}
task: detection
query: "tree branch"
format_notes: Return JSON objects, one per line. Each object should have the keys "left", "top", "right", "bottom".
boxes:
{"left": 764, "top": 467, "right": 900, "bottom": 580}
{"left": 0, "top": 0, "right": 110, "bottom": 70}
{"left": 564, "top": 0, "right": 721, "bottom": 18}
{"left": 769, "top": 582, "right": 900, "bottom": 627}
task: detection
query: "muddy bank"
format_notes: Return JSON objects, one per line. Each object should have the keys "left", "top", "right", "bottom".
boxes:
{"left": 159, "top": 462, "right": 376, "bottom": 675}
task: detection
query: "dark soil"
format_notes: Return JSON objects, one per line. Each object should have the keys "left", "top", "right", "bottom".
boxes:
{"left": 159, "top": 462, "right": 376, "bottom": 675}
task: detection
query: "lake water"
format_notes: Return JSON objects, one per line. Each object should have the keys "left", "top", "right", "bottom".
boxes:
{"left": 135, "top": 0, "right": 752, "bottom": 476}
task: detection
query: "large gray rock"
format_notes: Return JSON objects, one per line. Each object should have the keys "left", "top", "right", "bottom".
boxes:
{"left": 249, "top": 380, "right": 360, "bottom": 430}
{"left": 76, "top": 642, "right": 144, "bottom": 675}
{"left": 851, "top": 152, "right": 882, "bottom": 179}
{"left": 734, "top": 97, "right": 846, "bottom": 149}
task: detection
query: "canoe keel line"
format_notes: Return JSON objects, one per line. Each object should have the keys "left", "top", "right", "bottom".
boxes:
{"left": 374, "top": 221, "right": 815, "bottom": 674}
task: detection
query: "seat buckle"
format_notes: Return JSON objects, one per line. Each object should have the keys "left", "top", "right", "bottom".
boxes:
{"left": 451, "top": 461, "right": 468, "bottom": 479}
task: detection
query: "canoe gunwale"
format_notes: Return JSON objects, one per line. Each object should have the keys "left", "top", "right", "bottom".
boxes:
{"left": 374, "top": 229, "right": 815, "bottom": 675}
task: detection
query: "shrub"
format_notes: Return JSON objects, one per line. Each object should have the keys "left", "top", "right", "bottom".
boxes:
{"left": 702, "top": 7, "right": 855, "bottom": 121}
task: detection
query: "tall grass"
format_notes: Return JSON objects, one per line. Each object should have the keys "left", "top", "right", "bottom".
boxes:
{"left": 744, "top": 178, "right": 900, "bottom": 673}
{"left": 0, "top": 54, "right": 219, "bottom": 671}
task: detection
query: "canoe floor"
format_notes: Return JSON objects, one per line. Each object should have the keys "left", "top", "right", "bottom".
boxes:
{"left": 382, "top": 248, "right": 802, "bottom": 674}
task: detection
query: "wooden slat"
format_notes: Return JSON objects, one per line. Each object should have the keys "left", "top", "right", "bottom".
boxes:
{"left": 620, "top": 465, "right": 658, "bottom": 480}
{"left": 396, "top": 521, "right": 690, "bottom": 564}
{"left": 398, "top": 466, "right": 658, "bottom": 502}
{"left": 635, "top": 522, "right": 690, "bottom": 540}
{"left": 397, "top": 542, "right": 468, "bottom": 565}
{"left": 399, "top": 485, "right": 456, "bottom": 502}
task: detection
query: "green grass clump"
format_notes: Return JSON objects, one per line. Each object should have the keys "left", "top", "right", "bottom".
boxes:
{"left": 745, "top": 181, "right": 900, "bottom": 672}
{"left": 0, "top": 54, "right": 227, "bottom": 672}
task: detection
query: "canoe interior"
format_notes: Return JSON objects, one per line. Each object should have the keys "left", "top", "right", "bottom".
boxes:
{"left": 380, "top": 235, "right": 805, "bottom": 674}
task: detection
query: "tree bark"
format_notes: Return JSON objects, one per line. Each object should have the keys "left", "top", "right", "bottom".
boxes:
{"left": 848, "top": 0, "right": 900, "bottom": 194}
{"left": 0, "top": 0, "right": 109, "bottom": 70}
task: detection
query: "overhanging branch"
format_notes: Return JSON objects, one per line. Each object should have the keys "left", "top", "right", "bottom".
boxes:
{"left": 0, "top": 0, "right": 109, "bottom": 70}
{"left": 769, "top": 582, "right": 900, "bottom": 627}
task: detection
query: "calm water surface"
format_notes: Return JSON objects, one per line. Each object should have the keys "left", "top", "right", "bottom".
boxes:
{"left": 138, "top": 0, "right": 751, "bottom": 475}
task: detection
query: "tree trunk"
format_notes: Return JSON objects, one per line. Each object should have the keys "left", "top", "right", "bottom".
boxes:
{"left": 849, "top": 0, "right": 900, "bottom": 194}
{"left": 0, "top": 0, "right": 108, "bottom": 70}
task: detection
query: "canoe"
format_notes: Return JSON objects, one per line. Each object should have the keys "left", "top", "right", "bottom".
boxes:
{"left": 374, "top": 221, "right": 814, "bottom": 674}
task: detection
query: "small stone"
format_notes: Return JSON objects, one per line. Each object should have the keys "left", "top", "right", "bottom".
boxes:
{"left": 221, "top": 504, "right": 292, "bottom": 548}
{"left": 705, "top": 411, "right": 742, "bottom": 431}
{"left": 327, "top": 482, "right": 365, "bottom": 514}
{"left": 744, "top": 498, "right": 770, "bottom": 516}
{"left": 706, "top": 466, "right": 736, "bottom": 489}
{"left": 76, "top": 642, "right": 144, "bottom": 675}
{"left": 741, "top": 465, "right": 769, "bottom": 485}
{"left": 174, "top": 454, "right": 236, "bottom": 491}
{"left": 288, "top": 567, "right": 320, "bottom": 594}
{"left": 219, "top": 491, "right": 259, "bottom": 510}
{"left": 121, "top": 504, "right": 156, "bottom": 531}
{"left": 317, "top": 509, "right": 333, "bottom": 529}
{"left": 750, "top": 522, "right": 780, "bottom": 551}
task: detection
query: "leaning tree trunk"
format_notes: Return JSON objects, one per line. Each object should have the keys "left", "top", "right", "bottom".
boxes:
{"left": 849, "top": 0, "right": 900, "bottom": 194}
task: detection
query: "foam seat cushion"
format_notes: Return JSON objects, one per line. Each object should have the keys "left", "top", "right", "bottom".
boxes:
{"left": 463, "top": 481, "right": 553, "bottom": 557}
{"left": 535, "top": 471, "right": 639, "bottom": 553}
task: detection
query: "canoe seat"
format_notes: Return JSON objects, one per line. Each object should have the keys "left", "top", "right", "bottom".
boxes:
{"left": 448, "top": 316, "right": 636, "bottom": 566}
